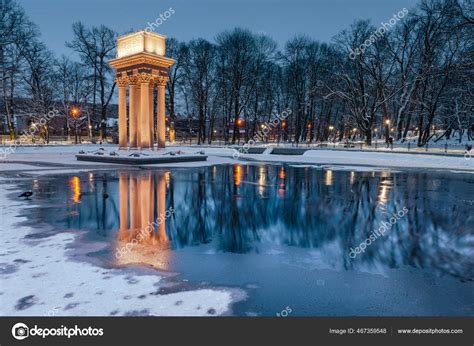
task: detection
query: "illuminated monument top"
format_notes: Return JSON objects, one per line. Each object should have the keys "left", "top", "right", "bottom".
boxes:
{"left": 109, "top": 30, "right": 174, "bottom": 149}
{"left": 116, "top": 31, "right": 166, "bottom": 58}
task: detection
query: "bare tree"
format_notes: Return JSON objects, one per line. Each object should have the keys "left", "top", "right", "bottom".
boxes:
{"left": 67, "top": 22, "right": 116, "bottom": 140}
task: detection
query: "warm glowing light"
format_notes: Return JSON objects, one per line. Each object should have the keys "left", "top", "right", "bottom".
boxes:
{"left": 325, "top": 170, "right": 333, "bottom": 186}
{"left": 329, "top": 126, "right": 334, "bottom": 130}
{"left": 116, "top": 31, "right": 166, "bottom": 58}
{"left": 307, "top": 123, "right": 311, "bottom": 128}
{"left": 69, "top": 176, "right": 81, "bottom": 203}
{"left": 71, "top": 107, "right": 80, "bottom": 118}
{"left": 261, "top": 124, "right": 266, "bottom": 129}
{"left": 385, "top": 119, "right": 390, "bottom": 125}
{"left": 115, "top": 172, "right": 170, "bottom": 270}
{"left": 352, "top": 128, "right": 357, "bottom": 132}
{"left": 234, "top": 165, "right": 242, "bottom": 186}
{"left": 237, "top": 118, "right": 244, "bottom": 127}
{"left": 281, "top": 121, "right": 286, "bottom": 128}
{"left": 279, "top": 166, "right": 286, "bottom": 180}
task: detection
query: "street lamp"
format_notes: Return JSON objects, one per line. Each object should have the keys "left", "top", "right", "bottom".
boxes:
{"left": 71, "top": 107, "right": 80, "bottom": 117}
{"left": 384, "top": 119, "right": 391, "bottom": 143}
{"left": 328, "top": 126, "right": 334, "bottom": 142}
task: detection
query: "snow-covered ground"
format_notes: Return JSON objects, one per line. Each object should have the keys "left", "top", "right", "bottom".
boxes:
{"left": 0, "top": 144, "right": 472, "bottom": 174}
{"left": 0, "top": 180, "right": 245, "bottom": 316}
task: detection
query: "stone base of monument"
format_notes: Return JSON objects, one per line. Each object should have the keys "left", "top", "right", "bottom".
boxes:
{"left": 76, "top": 149, "right": 207, "bottom": 165}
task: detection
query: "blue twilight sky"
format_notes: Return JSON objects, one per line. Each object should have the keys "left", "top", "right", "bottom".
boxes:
{"left": 19, "top": 0, "right": 416, "bottom": 59}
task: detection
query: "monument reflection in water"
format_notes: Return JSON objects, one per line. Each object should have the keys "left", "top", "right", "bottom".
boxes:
{"left": 51, "top": 165, "right": 473, "bottom": 282}
{"left": 115, "top": 172, "right": 171, "bottom": 270}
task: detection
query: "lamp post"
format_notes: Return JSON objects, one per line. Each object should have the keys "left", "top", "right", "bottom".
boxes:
{"left": 385, "top": 119, "right": 390, "bottom": 143}
{"left": 237, "top": 118, "right": 244, "bottom": 144}
{"left": 328, "top": 125, "right": 334, "bottom": 142}
{"left": 70, "top": 106, "right": 81, "bottom": 144}
{"left": 281, "top": 120, "right": 287, "bottom": 143}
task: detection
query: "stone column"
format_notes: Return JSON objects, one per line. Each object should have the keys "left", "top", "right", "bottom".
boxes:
{"left": 117, "top": 77, "right": 128, "bottom": 148}
{"left": 136, "top": 84, "right": 141, "bottom": 147}
{"left": 119, "top": 172, "right": 129, "bottom": 232}
{"left": 140, "top": 174, "right": 151, "bottom": 233}
{"left": 129, "top": 176, "right": 139, "bottom": 234}
{"left": 139, "top": 73, "right": 152, "bottom": 148}
{"left": 149, "top": 83, "right": 155, "bottom": 149}
{"left": 157, "top": 78, "right": 167, "bottom": 148}
{"left": 156, "top": 172, "right": 167, "bottom": 242}
{"left": 128, "top": 77, "right": 138, "bottom": 148}
{"left": 149, "top": 175, "right": 154, "bottom": 230}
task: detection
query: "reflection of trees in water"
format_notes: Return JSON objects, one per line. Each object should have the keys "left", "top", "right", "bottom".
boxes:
{"left": 167, "top": 165, "right": 473, "bottom": 280}
{"left": 29, "top": 173, "right": 119, "bottom": 237}
{"left": 27, "top": 166, "right": 473, "bottom": 280}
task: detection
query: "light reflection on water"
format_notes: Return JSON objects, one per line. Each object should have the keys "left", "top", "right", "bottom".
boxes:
{"left": 26, "top": 165, "right": 474, "bottom": 283}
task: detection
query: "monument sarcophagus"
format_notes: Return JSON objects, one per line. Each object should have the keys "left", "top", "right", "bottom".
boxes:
{"left": 109, "top": 30, "right": 175, "bottom": 149}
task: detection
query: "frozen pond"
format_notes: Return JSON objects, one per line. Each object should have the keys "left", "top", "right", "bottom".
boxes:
{"left": 2, "top": 164, "right": 473, "bottom": 316}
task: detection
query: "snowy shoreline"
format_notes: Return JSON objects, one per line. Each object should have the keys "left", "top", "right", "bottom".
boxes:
{"left": 0, "top": 145, "right": 473, "bottom": 175}
{"left": 0, "top": 179, "right": 246, "bottom": 316}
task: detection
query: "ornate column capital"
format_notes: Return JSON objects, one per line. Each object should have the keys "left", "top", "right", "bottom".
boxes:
{"left": 138, "top": 72, "right": 154, "bottom": 84}
{"left": 116, "top": 76, "right": 128, "bottom": 88}
{"left": 128, "top": 75, "right": 139, "bottom": 86}
{"left": 155, "top": 76, "right": 168, "bottom": 87}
